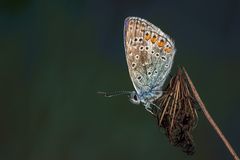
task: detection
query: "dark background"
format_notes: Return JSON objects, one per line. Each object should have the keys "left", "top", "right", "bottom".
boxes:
{"left": 0, "top": 0, "right": 239, "bottom": 159}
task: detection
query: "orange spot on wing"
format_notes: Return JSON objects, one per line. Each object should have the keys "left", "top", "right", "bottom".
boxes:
{"left": 157, "top": 39, "right": 165, "bottom": 47}
{"left": 164, "top": 47, "right": 172, "bottom": 54}
{"left": 144, "top": 33, "right": 151, "bottom": 40}
{"left": 151, "top": 35, "right": 158, "bottom": 43}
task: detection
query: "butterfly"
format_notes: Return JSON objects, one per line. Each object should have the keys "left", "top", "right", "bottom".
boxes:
{"left": 99, "top": 17, "right": 176, "bottom": 114}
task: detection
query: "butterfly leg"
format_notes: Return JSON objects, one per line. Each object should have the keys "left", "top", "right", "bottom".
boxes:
{"left": 144, "top": 103, "right": 154, "bottom": 115}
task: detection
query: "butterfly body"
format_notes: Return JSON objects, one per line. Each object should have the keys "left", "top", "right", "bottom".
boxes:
{"left": 124, "top": 17, "right": 176, "bottom": 113}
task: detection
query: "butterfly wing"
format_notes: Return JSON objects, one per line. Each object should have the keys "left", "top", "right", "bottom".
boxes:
{"left": 124, "top": 17, "right": 176, "bottom": 100}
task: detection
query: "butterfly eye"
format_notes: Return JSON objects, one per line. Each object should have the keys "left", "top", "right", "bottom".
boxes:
{"left": 129, "top": 91, "right": 140, "bottom": 105}
{"left": 133, "top": 94, "right": 138, "bottom": 101}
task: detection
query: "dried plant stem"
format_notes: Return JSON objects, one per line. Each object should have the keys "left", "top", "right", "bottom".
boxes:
{"left": 182, "top": 67, "right": 239, "bottom": 160}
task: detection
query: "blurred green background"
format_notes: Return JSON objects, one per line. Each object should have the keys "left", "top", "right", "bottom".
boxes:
{"left": 0, "top": 0, "right": 239, "bottom": 159}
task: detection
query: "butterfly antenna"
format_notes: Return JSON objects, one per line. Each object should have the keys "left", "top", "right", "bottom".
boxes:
{"left": 97, "top": 91, "right": 132, "bottom": 97}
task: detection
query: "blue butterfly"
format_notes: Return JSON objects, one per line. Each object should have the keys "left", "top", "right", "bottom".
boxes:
{"left": 99, "top": 17, "right": 176, "bottom": 114}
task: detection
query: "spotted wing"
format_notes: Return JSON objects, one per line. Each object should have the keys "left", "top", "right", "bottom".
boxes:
{"left": 124, "top": 17, "right": 176, "bottom": 98}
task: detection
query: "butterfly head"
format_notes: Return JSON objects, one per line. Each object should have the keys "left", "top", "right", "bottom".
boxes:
{"left": 129, "top": 91, "right": 141, "bottom": 105}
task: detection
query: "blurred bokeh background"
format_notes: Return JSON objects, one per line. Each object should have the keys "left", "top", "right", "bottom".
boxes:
{"left": 0, "top": 0, "right": 239, "bottom": 159}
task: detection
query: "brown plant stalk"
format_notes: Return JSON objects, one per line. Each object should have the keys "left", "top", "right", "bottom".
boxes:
{"left": 182, "top": 67, "right": 240, "bottom": 160}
